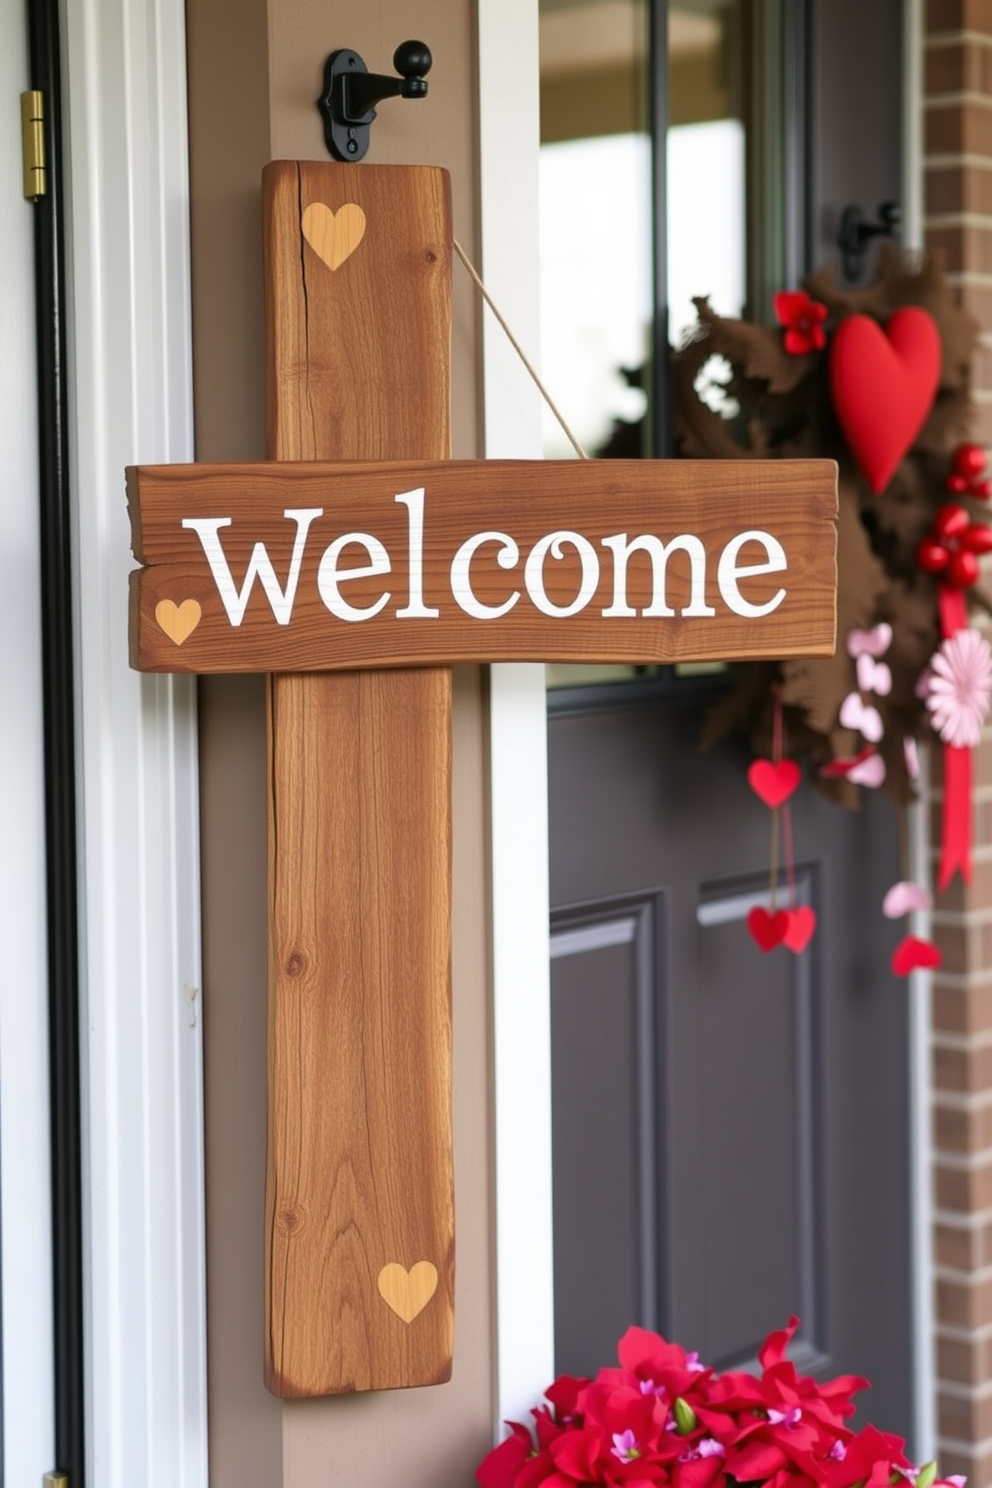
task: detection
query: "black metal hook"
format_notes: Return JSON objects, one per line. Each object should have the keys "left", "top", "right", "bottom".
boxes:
{"left": 318, "top": 41, "right": 432, "bottom": 162}
{"left": 837, "top": 201, "right": 901, "bottom": 282}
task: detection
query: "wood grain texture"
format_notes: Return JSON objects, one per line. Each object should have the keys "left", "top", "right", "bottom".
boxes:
{"left": 128, "top": 457, "right": 838, "bottom": 671}
{"left": 262, "top": 161, "right": 454, "bottom": 1395}
{"left": 267, "top": 666, "right": 452, "bottom": 1394}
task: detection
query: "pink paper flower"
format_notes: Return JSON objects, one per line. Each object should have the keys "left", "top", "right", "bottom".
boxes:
{"left": 924, "top": 628, "right": 992, "bottom": 748}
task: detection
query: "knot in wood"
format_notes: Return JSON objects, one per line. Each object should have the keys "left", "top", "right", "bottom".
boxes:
{"left": 285, "top": 950, "right": 307, "bottom": 979}
{"left": 276, "top": 1204, "right": 308, "bottom": 1236}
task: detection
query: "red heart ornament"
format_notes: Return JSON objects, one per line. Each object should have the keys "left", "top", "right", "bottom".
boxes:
{"left": 782, "top": 906, "right": 817, "bottom": 954}
{"left": 890, "top": 934, "right": 942, "bottom": 977}
{"left": 829, "top": 307, "right": 941, "bottom": 493}
{"left": 747, "top": 758, "right": 802, "bottom": 809}
{"left": 747, "top": 906, "right": 789, "bottom": 952}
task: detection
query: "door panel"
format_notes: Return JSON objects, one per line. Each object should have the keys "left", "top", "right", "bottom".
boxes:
{"left": 550, "top": 692, "right": 913, "bottom": 1435}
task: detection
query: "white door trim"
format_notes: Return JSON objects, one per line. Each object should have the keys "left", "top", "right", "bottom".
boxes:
{"left": 478, "top": 0, "right": 562, "bottom": 1428}
{"left": 62, "top": 1, "right": 207, "bottom": 1482}
{"left": 0, "top": 2, "right": 56, "bottom": 1477}
{"left": 478, "top": 0, "right": 557, "bottom": 1432}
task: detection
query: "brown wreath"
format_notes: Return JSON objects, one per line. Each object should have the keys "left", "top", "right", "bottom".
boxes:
{"left": 670, "top": 245, "right": 984, "bottom": 806}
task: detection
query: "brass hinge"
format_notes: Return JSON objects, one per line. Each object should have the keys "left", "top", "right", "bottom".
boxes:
{"left": 43, "top": 1471, "right": 69, "bottom": 1487}
{"left": 21, "top": 90, "right": 47, "bottom": 200}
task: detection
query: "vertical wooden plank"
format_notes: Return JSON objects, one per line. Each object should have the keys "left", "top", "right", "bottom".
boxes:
{"left": 262, "top": 161, "right": 454, "bottom": 1395}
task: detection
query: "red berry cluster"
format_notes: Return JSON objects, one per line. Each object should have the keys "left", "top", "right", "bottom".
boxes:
{"left": 946, "top": 443, "right": 992, "bottom": 500}
{"left": 917, "top": 504, "right": 992, "bottom": 589}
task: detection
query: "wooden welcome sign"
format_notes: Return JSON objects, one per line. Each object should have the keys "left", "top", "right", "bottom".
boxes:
{"left": 127, "top": 160, "right": 838, "bottom": 1400}
{"left": 128, "top": 458, "right": 837, "bottom": 671}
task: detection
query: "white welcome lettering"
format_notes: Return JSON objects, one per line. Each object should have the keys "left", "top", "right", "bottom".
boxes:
{"left": 451, "top": 532, "right": 520, "bottom": 619}
{"left": 601, "top": 532, "right": 716, "bottom": 617}
{"left": 183, "top": 508, "right": 322, "bottom": 626}
{"left": 717, "top": 531, "right": 787, "bottom": 618}
{"left": 394, "top": 487, "right": 439, "bottom": 618}
{"left": 524, "top": 531, "right": 599, "bottom": 618}
{"left": 317, "top": 533, "right": 392, "bottom": 622}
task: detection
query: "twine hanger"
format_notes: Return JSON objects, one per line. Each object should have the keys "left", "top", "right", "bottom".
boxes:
{"left": 453, "top": 237, "right": 590, "bottom": 461}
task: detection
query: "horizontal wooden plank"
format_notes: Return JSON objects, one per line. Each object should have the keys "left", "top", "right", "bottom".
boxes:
{"left": 128, "top": 457, "right": 838, "bottom": 672}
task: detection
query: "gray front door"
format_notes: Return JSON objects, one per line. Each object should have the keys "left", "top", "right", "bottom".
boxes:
{"left": 545, "top": 0, "right": 913, "bottom": 1438}
{"left": 549, "top": 686, "right": 911, "bottom": 1432}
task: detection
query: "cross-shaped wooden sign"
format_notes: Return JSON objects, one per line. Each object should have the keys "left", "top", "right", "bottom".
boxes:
{"left": 126, "top": 160, "right": 838, "bottom": 1399}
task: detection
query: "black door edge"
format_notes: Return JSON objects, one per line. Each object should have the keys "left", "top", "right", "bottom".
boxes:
{"left": 25, "top": 0, "right": 85, "bottom": 1482}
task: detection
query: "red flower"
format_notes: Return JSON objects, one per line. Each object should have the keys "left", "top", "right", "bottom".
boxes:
{"left": 774, "top": 291, "right": 829, "bottom": 355}
{"left": 820, "top": 1423, "right": 912, "bottom": 1488}
{"left": 473, "top": 1320, "right": 947, "bottom": 1488}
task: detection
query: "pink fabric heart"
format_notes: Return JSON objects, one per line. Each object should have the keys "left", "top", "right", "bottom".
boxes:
{"left": 847, "top": 622, "right": 893, "bottom": 658}
{"left": 839, "top": 691, "right": 884, "bottom": 742}
{"left": 848, "top": 751, "right": 886, "bottom": 787}
{"left": 882, "top": 881, "right": 932, "bottom": 918}
{"left": 856, "top": 654, "right": 892, "bottom": 696}
{"left": 891, "top": 934, "right": 942, "bottom": 976}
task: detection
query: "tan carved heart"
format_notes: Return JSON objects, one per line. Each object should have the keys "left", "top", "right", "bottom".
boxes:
{"left": 377, "top": 1261, "right": 438, "bottom": 1324}
{"left": 302, "top": 202, "right": 367, "bottom": 271}
{"left": 155, "top": 598, "right": 202, "bottom": 646}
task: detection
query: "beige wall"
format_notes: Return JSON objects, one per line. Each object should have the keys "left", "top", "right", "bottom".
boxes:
{"left": 186, "top": 1, "right": 494, "bottom": 1483}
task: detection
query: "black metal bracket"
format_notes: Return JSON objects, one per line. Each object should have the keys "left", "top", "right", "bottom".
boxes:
{"left": 318, "top": 41, "right": 432, "bottom": 162}
{"left": 837, "top": 201, "right": 901, "bottom": 281}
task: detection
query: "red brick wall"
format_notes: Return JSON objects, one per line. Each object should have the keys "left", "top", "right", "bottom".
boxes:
{"left": 926, "top": 4, "right": 992, "bottom": 1483}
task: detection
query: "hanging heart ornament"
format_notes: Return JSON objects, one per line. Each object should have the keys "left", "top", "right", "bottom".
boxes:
{"left": 747, "top": 758, "right": 801, "bottom": 809}
{"left": 829, "top": 306, "right": 941, "bottom": 493}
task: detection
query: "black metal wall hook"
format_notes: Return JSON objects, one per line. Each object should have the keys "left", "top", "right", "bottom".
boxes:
{"left": 318, "top": 41, "right": 432, "bottom": 162}
{"left": 837, "top": 201, "right": 901, "bottom": 282}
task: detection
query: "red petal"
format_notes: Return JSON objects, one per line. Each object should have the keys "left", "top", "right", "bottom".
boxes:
{"left": 783, "top": 327, "right": 814, "bottom": 356}
{"left": 774, "top": 291, "right": 809, "bottom": 327}
{"left": 727, "top": 1442, "right": 789, "bottom": 1479}
{"left": 759, "top": 1316, "right": 800, "bottom": 1368}
{"left": 478, "top": 1432, "right": 534, "bottom": 1488}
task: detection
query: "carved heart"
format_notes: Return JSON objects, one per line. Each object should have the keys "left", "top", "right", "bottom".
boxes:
{"left": 377, "top": 1261, "right": 438, "bottom": 1324}
{"left": 783, "top": 906, "right": 817, "bottom": 954}
{"left": 829, "top": 307, "right": 941, "bottom": 493}
{"left": 747, "top": 758, "right": 802, "bottom": 809}
{"left": 302, "top": 202, "right": 367, "bottom": 271}
{"left": 747, "top": 906, "right": 789, "bottom": 953}
{"left": 890, "top": 934, "right": 942, "bottom": 977}
{"left": 155, "top": 598, "right": 201, "bottom": 646}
